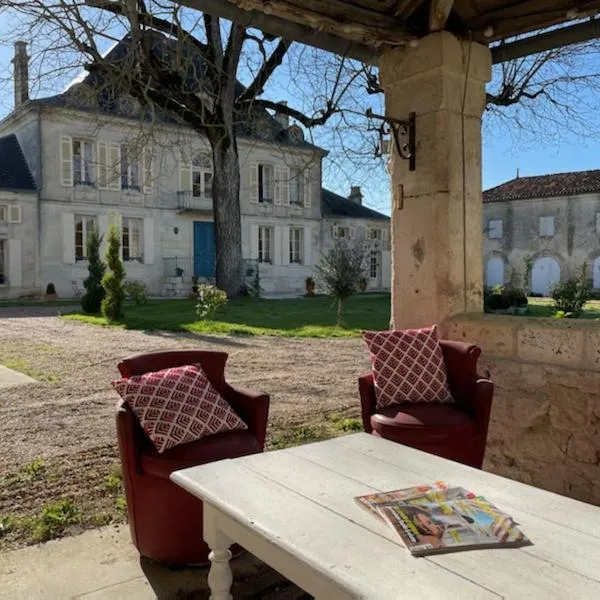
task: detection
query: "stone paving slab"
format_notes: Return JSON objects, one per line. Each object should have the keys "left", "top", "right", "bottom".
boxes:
{"left": 0, "top": 525, "right": 310, "bottom": 600}
{"left": 0, "top": 364, "right": 37, "bottom": 389}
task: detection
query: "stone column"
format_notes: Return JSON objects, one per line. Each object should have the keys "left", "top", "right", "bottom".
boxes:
{"left": 379, "top": 32, "right": 491, "bottom": 329}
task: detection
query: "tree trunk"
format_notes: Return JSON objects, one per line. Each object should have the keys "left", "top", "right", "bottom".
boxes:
{"left": 337, "top": 297, "right": 344, "bottom": 326}
{"left": 210, "top": 129, "right": 244, "bottom": 297}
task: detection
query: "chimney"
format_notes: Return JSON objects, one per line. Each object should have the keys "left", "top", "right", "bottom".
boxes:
{"left": 349, "top": 186, "right": 363, "bottom": 205}
{"left": 12, "top": 41, "right": 29, "bottom": 108}
{"left": 274, "top": 101, "right": 289, "bottom": 129}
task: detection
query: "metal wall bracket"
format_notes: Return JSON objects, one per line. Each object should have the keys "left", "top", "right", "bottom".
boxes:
{"left": 367, "top": 109, "right": 416, "bottom": 171}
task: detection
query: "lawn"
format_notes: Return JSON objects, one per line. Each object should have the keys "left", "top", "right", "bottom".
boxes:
{"left": 523, "top": 297, "right": 600, "bottom": 319}
{"left": 64, "top": 293, "right": 392, "bottom": 337}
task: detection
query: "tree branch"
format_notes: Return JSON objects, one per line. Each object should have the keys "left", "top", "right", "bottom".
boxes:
{"left": 249, "top": 99, "right": 339, "bottom": 127}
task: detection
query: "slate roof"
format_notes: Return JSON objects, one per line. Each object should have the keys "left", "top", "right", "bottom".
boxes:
{"left": 483, "top": 170, "right": 600, "bottom": 203}
{"left": 27, "top": 34, "right": 322, "bottom": 153}
{"left": 0, "top": 134, "right": 36, "bottom": 192}
{"left": 321, "top": 188, "right": 389, "bottom": 220}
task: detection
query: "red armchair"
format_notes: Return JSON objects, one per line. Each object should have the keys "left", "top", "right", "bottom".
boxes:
{"left": 116, "top": 350, "right": 269, "bottom": 565}
{"left": 359, "top": 340, "right": 493, "bottom": 469}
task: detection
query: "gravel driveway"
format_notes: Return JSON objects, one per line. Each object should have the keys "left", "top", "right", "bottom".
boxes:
{"left": 0, "top": 306, "right": 369, "bottom": 549}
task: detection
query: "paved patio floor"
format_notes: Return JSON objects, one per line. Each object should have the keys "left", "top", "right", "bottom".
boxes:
{"left": 0, "top": 525, "right": 310, "bottom": 599}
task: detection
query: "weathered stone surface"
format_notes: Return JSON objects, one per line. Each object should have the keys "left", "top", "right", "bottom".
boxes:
{"left": 567, "top": 434, "right": 600, "bottom": 464}
{"left": 517, "top": 325, "right": 585, "bottom": 368}
{"left": 491, "top": 395, "right": 549, "bottom": 429}
{"left": 549, "top": 387, "right": 590, "bottom": 430}
{"left": 444, "top": 317, "right": 516, "bottom": 357}
{"left": 583, "top": 328, "right": 600, "bottom": 370}
{"left": 504, "top": 426, "right": 569, "bottom": 463}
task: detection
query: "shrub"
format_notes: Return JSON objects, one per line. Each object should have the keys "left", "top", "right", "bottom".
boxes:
{"left": 484, "top": 285, "right": 528, "bottom": 312}
{"left": 315, "top": 239, "right": 368, "bottom": 325}
{"left": 123, "top": 280, "right": 148, "bottom": 306}
{"left": 31, "top": 499, "right": 78, "bottom": 542}
{"left": 101, "top": 222, "right": 126, "bottom": 321}
{"left": 81, "top": 228, "right": 105, "bottom": 313}
{"left": 551, "top": 265, "right": 591, "bottom": 317}
{"left": 195, "top": 284, "right": 228, "bottom": 321}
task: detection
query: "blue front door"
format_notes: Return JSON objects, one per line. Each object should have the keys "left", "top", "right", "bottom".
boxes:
{"left": 193, "top": 221, "right": 216, "bottom": 278}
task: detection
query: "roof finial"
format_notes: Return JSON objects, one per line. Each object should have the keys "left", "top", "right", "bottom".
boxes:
{"left": 516, "top": 167, "right": 520, "bottom": 179}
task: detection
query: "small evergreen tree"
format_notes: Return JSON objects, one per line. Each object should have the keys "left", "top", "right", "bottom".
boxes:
{"left": 81, "top": 228, "right": 105, "bottom": 314}
{"left": 315, "top": 239, "right": 367, "bottom": 326}
{"left": 101, "top": 222, "right": 125, "bottom": 321}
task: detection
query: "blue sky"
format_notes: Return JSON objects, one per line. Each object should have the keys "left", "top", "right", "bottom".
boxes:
{"left": 1, "top": 12, "right": 599, "bottom": 214}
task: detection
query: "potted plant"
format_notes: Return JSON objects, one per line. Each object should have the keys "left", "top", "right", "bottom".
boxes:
{"left": 358, "top": 276, "right": 368, "bottom": 293}
{"left": 175, "top": 267, "right": 184, "bottom": 278}
{"left": 45, "top": 282, "right": 57, "bottom": 301}
{"left": 188, "top": 275, "right": 199, "bottom": 300}
{"left": 305, "top": 276, "right": 316, "bottom": 297}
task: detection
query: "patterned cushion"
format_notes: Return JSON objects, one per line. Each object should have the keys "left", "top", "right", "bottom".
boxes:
{"left": 362, "top": 326, "right": 454, "bottom": 408}
{"left": 112, "top": 364, "right": 247, "bottom": 453}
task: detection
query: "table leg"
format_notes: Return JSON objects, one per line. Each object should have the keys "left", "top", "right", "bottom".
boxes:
{"left": 207, "top": 531, "right": 233, "bottom": 600}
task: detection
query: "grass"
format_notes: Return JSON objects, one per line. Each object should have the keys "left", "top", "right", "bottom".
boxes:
{"left": 524, "top": 297, "right": 600, "bottom": 319}
{"left": 64, "top": 294, "right": 391, "bottom": 338}
{"left": 1, "top": 357, "right": 63, "bottom": 384}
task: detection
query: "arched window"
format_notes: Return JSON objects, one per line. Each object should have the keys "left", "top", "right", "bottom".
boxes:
{"left": 486, "top": 256, "right": 504, "bottom": 287}
{"left": 531, "top": 257, "right": 561, "bottom": 296}
{"left": 192, "top": 153, "right": 212, "bottom": 199}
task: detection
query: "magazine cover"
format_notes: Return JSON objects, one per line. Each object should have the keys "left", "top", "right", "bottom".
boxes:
{"left": 378, "top": 496, "right": 530, "bottom": 556}
{"left": 355, "top": 482, "right": 475, "bottom": 522}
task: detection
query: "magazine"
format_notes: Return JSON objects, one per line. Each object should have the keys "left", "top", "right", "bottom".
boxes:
{"left": 377, "top": 494, "right": 530, "bottom": 556}
{"left": 355, "top": 482, "right": 475, "bottom": 523}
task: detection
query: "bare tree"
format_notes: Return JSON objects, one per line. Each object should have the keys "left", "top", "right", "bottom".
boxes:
{"left": 1, "top": 0, "right": 368, "bottom": 295}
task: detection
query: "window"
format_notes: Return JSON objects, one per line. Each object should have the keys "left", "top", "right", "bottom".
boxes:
{"left": 334, "top": 225, "right": 351, "bottom": 239}
{"left": 192, "top": 154, "right": 213, "bottom": 199}
{"left": 75, "top": 215, "right": 97, "bottom": 260}
{"left": 0, "top": 240, "right": 5, "bottom": 283}
{"left": 73, "top": 139, "right": 95, "bottom": 186}
{"left": 258, "top": 226, "right": 273, "bottom": 263}
{"left": 289, "top": 227, "right": 303, "bottom": 264}
{"left": 539, "top": 216, "right": 555, "bottom": 237}
{"left": 258, "top": 164, "right": 274, "bottom": 203}
{"left": 290, "top": 168, "right": 305, "bottom": 206}
{"left": 370, "top": 250, "right": 378, "bottom": 279}
{"left": 120, "top": 146, "right": 140, "bottom": 190}
{"left": 488, "top": 219, "right": 503, "bottom": 239}
{"left": 369, "top": 228, "right": 381, "bottom": 241}
{"left": 0, "top": 205, "right": 7, "bottom": 222}
{"left": 122, "top": 217, "right": 143, "bottom": 261}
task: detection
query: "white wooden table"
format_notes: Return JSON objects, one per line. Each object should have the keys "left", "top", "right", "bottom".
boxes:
{"left": 171, "top": 433, "right": 600, "bottom": 599}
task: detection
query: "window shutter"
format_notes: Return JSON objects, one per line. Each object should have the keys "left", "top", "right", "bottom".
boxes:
{"left": 250, "top": 224, "right": 259, "bottom": 259}
{"left": 97, "top": 141, "right": 108, "bottom": 189}
{"left": 143, "top": 147, "right": 154, "bottom": 194}
{"left": 8, "top": 239, "right": 22, "bottom": 288}
{"left": 274, "top": 166, "right": 282, "bottom": 206}
{"left": 303, "top": 226, "right": 311, "bottom": 266}
{"left": 333, "top": 224, "right": 339, "bottom": 239}
{"left": 382, "top": 228, "right": 388, "bottom": 241}
{"left": 108, "top": 143, "right": 121, "bottom": 191}
{"left": 62, "top": 213, "right": 76, "bottom": 264}
{"left": 8, "top": 204, "right": 21, "bottom": 224}
{"left": 60, "top": 136, "right": 73, "bottom": 187}
{"left": 250, "top": 163, "right": 259, "bottom": 203}
{"left": 282, "top": 227, "right": 290, "bottom": 265}
{"left": 282, "top": 167, "right": 290, "bottom": 206}
{"left": 304, "top": 170, "right": 311, "bottom": 208}
{"left": 98, "top": 214, "right": 109, "bottom": 253}
{"left": 179, "top": 160, "right": 192, "bottom": 192}
{"left": 350, "top": 226, "right": 356, "bottom": 239}
{"left": 143, "top": 218, "right": 154, "bottom": 264}
{"left": 274, "top": 225, "right": 282, "bottom": 264}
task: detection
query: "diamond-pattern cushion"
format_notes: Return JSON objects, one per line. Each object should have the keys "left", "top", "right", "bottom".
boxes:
{"left": 112, "top": 364, "right": 247, "bottom": 453}
{"left": 362, "top": 326, "right": 454, "bottom": 408}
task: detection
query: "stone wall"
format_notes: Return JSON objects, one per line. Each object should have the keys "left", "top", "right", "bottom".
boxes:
{"left": 442, "top": 314, "right": 600, "bottom": 506}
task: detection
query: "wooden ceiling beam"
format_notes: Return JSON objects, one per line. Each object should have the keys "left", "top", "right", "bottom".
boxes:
{"left": 492, "top": 17, "right": 600, "bottom": 63}
{"left": 394, "top": 0, "right": 426, "bottom": 19}
{"left": 429, "top": 0, "right": 455, "bottom": 31}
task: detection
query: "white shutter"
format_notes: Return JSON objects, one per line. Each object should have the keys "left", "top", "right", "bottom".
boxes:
{"left": 249, "top": 163, "right": 259, "bottom": 203}
{"left": 274, "top": 225, "right": 282, "bottom": 265}
{"left": 282, "top": 227, "right": 290, "bottom": 265}
{"left": 108, "top": 143, "right": 121, "bottom": 191}
{"left": 282, "top": 167, "right": 290, "bottom": 206}
{"left": 60, "top": 136, "right": 73, "bottom": 187}
{"left": 382, "top": 227, "right": 388, "bottom": 241}
{"left": 304, "top": 170, "right": 311, "bottom": 208}
{"left": 98, "top": 214, "right": 109, "bottom": 254}
{"left": 143, "top": 147, "right": 154, "bottom": 195}
{"left": 303, "top": 226, "right": 312, "bottom": 266}
{"left": 274, "top": 166, "right": 282, "bottom": 206}
{"left": 97, "top": 141, "right": 108, "bottom": 189}
{"left": 8, "top": 239, "right": 22, "bottom": 288}
{"left": 250, "top": 224, "right": 259, "bottom": 259}
{"left": 143, "top": 217, "right": 154, "bottom": 264}
{"left": 350, "top": 226, "right": 356, "bottom": 239}
{"left": 179, "top": 161, "right": 192, "bottom": 192}
{"left": 332, "top": 224, "right": 339, "bottom": 239}
{"left": 8, "top": 204, "right": 21, "bottom": 223}
{"left": 62, "top": 213, "right": 75, "bottom": 264}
